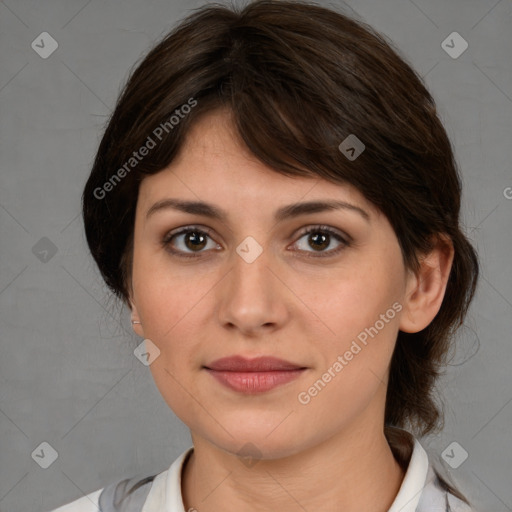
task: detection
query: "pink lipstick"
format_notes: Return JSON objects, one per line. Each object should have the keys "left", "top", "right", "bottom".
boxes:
{"left": 204, "top": 355, "right": 307, "bottom": 393}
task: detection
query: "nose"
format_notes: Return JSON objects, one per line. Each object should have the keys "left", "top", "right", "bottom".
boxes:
{"left": 215, "top": 238, "right": 290, "bottom": 336}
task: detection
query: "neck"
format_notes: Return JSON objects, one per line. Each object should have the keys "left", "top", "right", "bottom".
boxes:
{"left": 182, "top": 423, "right": 407, "bottom": 512}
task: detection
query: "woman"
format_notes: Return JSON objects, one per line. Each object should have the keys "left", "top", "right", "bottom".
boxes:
{"left": 51, "top": 0, "right": 479, "bottom": 510}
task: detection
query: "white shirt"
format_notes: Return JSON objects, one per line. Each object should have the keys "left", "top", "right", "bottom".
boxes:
{"left": 49, "top": 430, "right": 475, "bottom": 512}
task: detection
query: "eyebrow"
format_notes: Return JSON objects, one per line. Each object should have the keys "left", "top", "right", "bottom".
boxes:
{"left": 145, "top": 198, "right": 370, "bottom": 223}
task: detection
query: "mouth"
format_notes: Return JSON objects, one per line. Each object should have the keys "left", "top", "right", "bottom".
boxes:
{"left": 203, "top": 355, "right": 308, "bottom": 394}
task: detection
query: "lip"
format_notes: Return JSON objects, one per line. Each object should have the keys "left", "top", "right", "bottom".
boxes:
{"left": 205, "top": 355, "right": 305, "bottom": 372}
{"left": 203, "top": 356, "right": 307, "bottom": 394}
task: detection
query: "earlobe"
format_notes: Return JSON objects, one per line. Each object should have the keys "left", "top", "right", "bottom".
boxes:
{"left": 399, "top": 235, "right": 454, "bottom": 334}
{"left": 129, "top": 298, "right": 144, "bottom": 337}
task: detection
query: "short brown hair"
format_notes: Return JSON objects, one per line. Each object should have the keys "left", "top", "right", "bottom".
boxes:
{"left": 82, "top": 0, "right": 479, "bottom": 489}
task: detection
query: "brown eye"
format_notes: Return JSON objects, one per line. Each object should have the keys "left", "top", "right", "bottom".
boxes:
{"left": 182, "top": 231, "right": 208, "bottom": 251}
{"left": 292, "top": 225, "right": 350, "bottom": 258}
{"left": 162, "top": 226, "right": 219, "bottom": 258}
{"left": 307, "top": 232, "right": 330, "bottom": 251}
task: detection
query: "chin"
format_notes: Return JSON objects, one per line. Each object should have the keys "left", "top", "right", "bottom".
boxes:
{"left": 208, "top": 426, "right": 308, "bottom": 462}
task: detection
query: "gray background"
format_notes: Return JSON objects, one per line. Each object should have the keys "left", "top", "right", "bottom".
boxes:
{"left": 0, "top": 0, "right": 511, "bottom": 511}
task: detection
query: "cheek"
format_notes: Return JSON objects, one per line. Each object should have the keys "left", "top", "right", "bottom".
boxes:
{"left": 294, "top": 277, "right": 401, "bottom": 431}
{"left": 303, "top": 261, "right": 403, "bottom": 384}
{"left": 132, "top": 246, "right": 200, "bottom": 337}
{"left": 300, "top": 261, "right": 400, "bottom": 338}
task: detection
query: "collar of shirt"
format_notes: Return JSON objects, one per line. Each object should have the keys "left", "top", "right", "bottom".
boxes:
{"left": 142, "top": 427, "right": 441, "bottom": 512}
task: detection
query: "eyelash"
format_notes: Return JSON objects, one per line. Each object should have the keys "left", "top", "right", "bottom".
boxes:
{"left": 161, "top": 224, "right": 351, "bottom": 260}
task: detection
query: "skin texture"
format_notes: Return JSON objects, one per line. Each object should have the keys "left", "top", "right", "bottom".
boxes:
{"left": 129, "top": 108, "right": 454, "bottom": 512}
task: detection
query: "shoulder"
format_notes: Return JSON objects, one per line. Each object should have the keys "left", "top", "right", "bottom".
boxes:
{"left": 47, "top": 447, "right": 193, "bottom": 512}
{"left": 48, "top": 488, "right": 103, "bottom": 512}
{"left": 47, "top": 473, "right": 158, "bottom": 512}
{"left": 385, "top": 427, "right": 478, "bottom": 512}
{"left": 417, "top": 465, "right": 477, "bottom": 512}
{"left": 446, "top": 492, "right": 478, "bottom": 512}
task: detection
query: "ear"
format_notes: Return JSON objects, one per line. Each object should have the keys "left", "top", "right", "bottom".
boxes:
{"left": 399, "top": 234, "right": 455, "bottom": 333}
{"left": 129, "top": 297, "right": 145, "bottom": 338}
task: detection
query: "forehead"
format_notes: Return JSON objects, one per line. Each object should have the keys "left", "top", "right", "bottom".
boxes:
{"left": 137, "top": 109, "right": 378, "bottom": 218}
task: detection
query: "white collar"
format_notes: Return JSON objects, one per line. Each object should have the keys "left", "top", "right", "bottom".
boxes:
{"left": 388, "top": 433, "right": 430, "bottom": 511}
{"left": 143, "top": 430, "right": 432, "bottom": 512}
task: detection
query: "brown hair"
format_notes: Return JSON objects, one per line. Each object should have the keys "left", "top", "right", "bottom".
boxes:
{"left": 82, "top": 0, "right": 479, "bottom": 503}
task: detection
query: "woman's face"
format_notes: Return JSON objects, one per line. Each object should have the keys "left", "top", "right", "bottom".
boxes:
{"left": 130, "top": 108, "right": 416, "bottom": 459}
